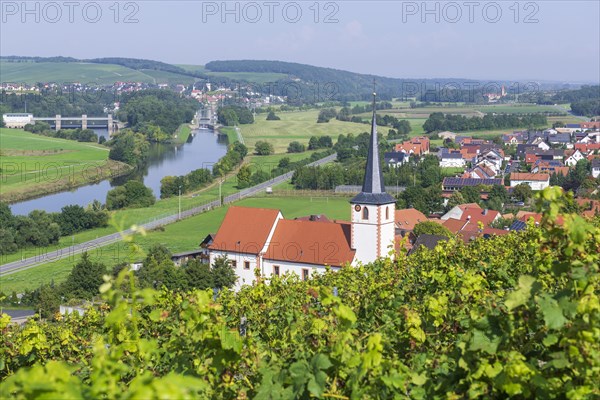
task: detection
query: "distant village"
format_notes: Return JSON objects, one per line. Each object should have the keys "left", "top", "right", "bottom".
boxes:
{"left": 388, "top": 121, "right": 600, "bottom": 253}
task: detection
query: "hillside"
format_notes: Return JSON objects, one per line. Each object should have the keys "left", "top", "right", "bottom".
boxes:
{"left": 1, "top": 189, "right": 598, "bottom": 399}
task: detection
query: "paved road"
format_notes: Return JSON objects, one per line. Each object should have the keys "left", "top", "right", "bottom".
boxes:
{"left": 0, "top": 153, "right": 337, "bottom": 276}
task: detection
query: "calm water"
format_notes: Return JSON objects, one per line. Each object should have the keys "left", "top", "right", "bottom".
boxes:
{"left": 10, "top": 128, "right": 228, "bottom": 215}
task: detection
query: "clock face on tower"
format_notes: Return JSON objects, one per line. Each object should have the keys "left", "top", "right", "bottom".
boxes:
{"left": 354, "top": 204, "right": 362, "bottom": 212}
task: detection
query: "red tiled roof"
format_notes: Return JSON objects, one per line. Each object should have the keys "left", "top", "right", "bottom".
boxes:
{"left": 395, "top": 208, "right": 427, "bottom": 231}
{"left": 510, "top": 173, "right": 550, "bottom": 182}
{"left": 264, "top": 219, "right": 355, "bottom": 267}
{"left": 209, "top": 206, "right": 281, "bottom": 254}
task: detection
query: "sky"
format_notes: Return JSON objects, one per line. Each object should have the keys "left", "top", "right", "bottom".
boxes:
{"left": 1, "top": 1, "right": 599, "bottom": 82}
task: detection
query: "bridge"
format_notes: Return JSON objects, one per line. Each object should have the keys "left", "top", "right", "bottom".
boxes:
{"left": 32, "top": 114, "right": 115, "bottom": 135}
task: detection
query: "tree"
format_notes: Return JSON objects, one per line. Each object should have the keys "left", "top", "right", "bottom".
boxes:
{"left": 413, "top": 221, "right": 453, "bottom": 238}
{"left": 308, "top": 136, "right": 320, "bottom": 150}
{"left": 232, "top": 142, "right": 248, "bottom": 158}
{"left": 266, "top": 111, "right": 281, "bottom": 121}
{"left": 37, "top": 284, "right": 61, "bottom": 319}
{"left": 277, "top": 157, "right": 290, "bottom": 169}
{"left": 446, "top": 191, "right": 465, "bottom": 210}
{"left": 512, "top": 183, "right": 533, "bottom": 202}
{"left": 137, "top": 244, "right": 185, "bottom": 290}
{"left": 212, "top": 255, "right": 237, "bottom": 289}
{"left": 488, "top": 184, "right": 508, "bottom": 204}
{"left": 106, "top": 180, "right": 155, "bottom": 210}
{"left": 318, "top": 136, "right": 333, "bottom": 148}
{"left": 254, "top": 141, "right": 274, "bottom": 156}
{"left": 184, "top": 259, "right": 213, "bottom": 290}
{"left": 236, "top": 165, "right": 252, "bottom": 189}
{"left": 460, "top": 186, "right": 480, "bottom": 204}
{"left": 62, "top": 252, "right": 107, "bottom": 300}
{"left": 287, "top": 141, "right": 306, "bottom": 153}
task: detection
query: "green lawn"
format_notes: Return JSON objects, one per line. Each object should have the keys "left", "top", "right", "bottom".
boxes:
{"left": 0, "top": 128, "right": 130, "bottom": 203}
{"left": 0, "top": 196, "right": 351, "bottom": 294}
{"left": 238, "top": 109, "right": 372, "bottom": 153}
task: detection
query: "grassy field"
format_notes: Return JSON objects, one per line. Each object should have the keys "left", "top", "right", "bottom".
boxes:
{"left": 239, "top": 109, "right": 372, "bottom": 153}
{"left": 176, "top": 64, "right": 288, "bottom": 84}
{"left": 0, "top": 61, "right": 156, "bottom": 85}
{"left": 0, "top": 128, "right": 130, "bottom": 203}
{"left": 173, "top": 124, "right": 192, "bottom": 144}
{"left": 0, "top": 196, "right": 351, "bottom": 294}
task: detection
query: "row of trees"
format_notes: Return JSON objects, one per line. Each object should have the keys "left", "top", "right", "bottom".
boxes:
{"left": 24, "top": 122, "right": 98, "bottom": 142}
{"left": 0, "top": 202, "right": 108, "bottom": 255}
{"left": 117, "top": 89, "right": 198, "bottom": 135}
{"left": 217, "top": 105, "right": 254, "bottom": 126}
{"left": 212, "top": 142, "right": 248, "bottom": 177}
{"left": 423, "top": 112, "right": 547, "bottom": 132}
{"left": 161, "top": 168, "right": 213, "bottom": 198}
{"left": 10, "top": 245, "right": 238, "bottom": 318}
{"left": 107, "top": 131, "right": 150, "bottom": 167}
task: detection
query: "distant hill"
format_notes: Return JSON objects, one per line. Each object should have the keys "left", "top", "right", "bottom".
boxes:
{"left": 1, "top": 56, "right": 589, "bottom": 104}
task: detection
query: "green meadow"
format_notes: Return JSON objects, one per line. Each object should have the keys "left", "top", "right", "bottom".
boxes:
{"left": 0, "top": 196, "right": 351, "bottom": 294}
{"left": 239, "top": 109, "right": 372, "bottom": 153}
{"left": 0, "top": 128, "right": 129, "bottom": 203}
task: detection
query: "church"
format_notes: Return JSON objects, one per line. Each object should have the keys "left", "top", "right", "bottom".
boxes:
{"left": 208, "top": 94, "right": 397, "bottom": 289}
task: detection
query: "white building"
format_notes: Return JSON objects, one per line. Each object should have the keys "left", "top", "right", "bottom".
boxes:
{"left": 510, "top": 173, "right": 550, "bottom": 191}
{"left": 439, "top": 152, "right": 466, "bottom": 168}
{"left": 209, "top": 96, "right": 396, "bottom": 289}
{"left": 565, "top": 150, "right": 585, "bottom": 167}
{"left": 2, "top": 113, "right": 34, "bottom": 128}
{"left": 592, "top": 160, "right": 600, "bottom": 179}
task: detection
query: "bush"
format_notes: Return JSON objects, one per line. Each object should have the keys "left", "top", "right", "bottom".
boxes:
{"left": 287, "top": 141, "right": 306, "bottom": 153}
{"left": 266, "top": 111, "right": 281, "bottom": 121}
{"left": 106, "top": 180, "right": 155, "bottom": 210}
{"left": 254, "top": 141, "right": 274, "bottom": 156}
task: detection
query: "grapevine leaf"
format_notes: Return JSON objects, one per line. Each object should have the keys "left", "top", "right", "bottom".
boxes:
{"left": 537, "top": 294, "right": 567, "bottom": 330}
{"left": 505, "top": 275, "right": 538, "bottom": 311}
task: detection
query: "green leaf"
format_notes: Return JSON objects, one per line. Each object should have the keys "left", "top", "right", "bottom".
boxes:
{"left": 505, "top": 275, "right": 537, "bottom": 310}
{"left": 542, "top": 334, "right": 559, "bottom": 347}
{"left": 537, "top": 294, "right": 567, "bottom": 330}
{"left": 336, "top": 304, "right": 357, "bottom": 325}
{"left": 470, "top": 329, "right": 500, "bottom": 355}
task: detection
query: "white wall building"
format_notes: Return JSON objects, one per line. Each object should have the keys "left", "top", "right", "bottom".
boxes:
{"left": 2, "top": 113, "right": 34, "bottom": 128}
{"left": 510, "top": 173, "right": 550, "bottom": 191}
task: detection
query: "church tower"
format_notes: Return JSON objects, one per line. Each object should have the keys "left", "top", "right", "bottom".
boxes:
{"left": 350, "top": 90, "right": 396, "bottom": 264}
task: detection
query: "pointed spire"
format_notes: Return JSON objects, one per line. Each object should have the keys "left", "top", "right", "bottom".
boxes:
{"left": 350, "top": 84, "right": 396, "bottom": 205}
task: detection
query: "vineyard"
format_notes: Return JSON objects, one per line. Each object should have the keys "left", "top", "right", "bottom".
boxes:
{"left": 1, "top": 188, "right": 598, "bottom": 399}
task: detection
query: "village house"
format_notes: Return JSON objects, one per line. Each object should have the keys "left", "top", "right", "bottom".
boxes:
{"left": 439, "top": 151, "right": 466, "bottom": 168}
{"left": 564, "top": 149, "right": 585, "bottom": 167}
{"left": 442, "top": 177, "right": 503, "bottom": 192}
{"left": 510, "top": 173, "right": 550, "bottom": 191}
{"left": 395, "top": 208, "right": 427, "bottom": 237}
{"left": 394, "top": 136, "right": 430, "bottom": 156}
{"left": 384, "top": 151, "right": 408, "bottom": 167}
{"left": 592, "top": 159, "right": 600, "bottom": 179}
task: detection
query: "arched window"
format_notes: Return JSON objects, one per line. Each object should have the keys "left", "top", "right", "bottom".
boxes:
{"left": 386, "top": 206, "right": 389, "bottom": 220}
{"left": 362, "top": 207, "right": 369, "bottom": 220}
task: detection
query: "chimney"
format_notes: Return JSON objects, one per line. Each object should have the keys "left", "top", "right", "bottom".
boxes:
{"left": 483, "top": 209, "right": 488, "bottom": 215}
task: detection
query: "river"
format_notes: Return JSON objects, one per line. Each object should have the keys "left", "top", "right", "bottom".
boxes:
{"left": 9, "top": 128, "right": 228, "bottom": 215}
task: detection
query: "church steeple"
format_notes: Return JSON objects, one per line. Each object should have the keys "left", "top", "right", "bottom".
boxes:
{"left": 351, "top": 86, "right": 396, "bottom": 205}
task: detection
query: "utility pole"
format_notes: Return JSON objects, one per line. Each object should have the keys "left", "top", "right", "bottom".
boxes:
{"left": 219, "top": 179, "right": 223, "bottom": 206}
{"left": 178, "top": 186, "right": 182, "bottom": 220}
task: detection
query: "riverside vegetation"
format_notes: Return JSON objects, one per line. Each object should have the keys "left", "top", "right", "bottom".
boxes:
{"left": 0, "top": 187, "right": 598, "bottom": 399}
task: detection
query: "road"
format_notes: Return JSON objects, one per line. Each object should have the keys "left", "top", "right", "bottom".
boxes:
{"left": 0, "top": 153, "right": 337, "bottom": 277}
